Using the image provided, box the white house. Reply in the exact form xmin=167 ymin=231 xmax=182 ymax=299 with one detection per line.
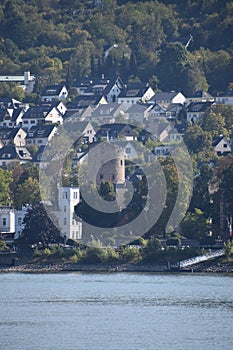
xmin=102 ymin=76 xmax=125 ymax=102
xmin=54 ymin=187 xmax=82 ymax=241
xmin=0 ymin=145 xmax=32 ymax=167
xmin=0 ymin=207 xmax=15 ymax=242
xmin=0 ymin=206 xmax=28 ymax=241
xmin=154 ymin=145 xmax=174 ymax=157
xmin=148 ymin=91 xmax=186 ymax=107
xmin=125 ymin=104 xmax=152 ymax=123
xmin=0 ymin=127 xmax=27 ymax=147
xmin=186 ymin=101 xmax=213 ymax=123
xmin=0 ymin=107 xmax=26 ymax=128
xmin=41 ymin=84 xmax=68 ymax=102
xmin=118 ymin=82 xmax=155 ymax=106
xmin=22 ymin=105 xmax=63 ymax=129
xmin=186 ymin=90 xmax=214 ymax=105
xmin=215 ymin=90 xmax=233 ymax=105
xmin=26 ymin=124 xmax=57 ymax=147
xmin=90 ymin=102 xmax=127 ymax=123
xmin=122 ymin=141 xmax=141 ymax=161
xmin=15 ymin=206 xmax=28 ymax=240
xmin=212 ymin=136 xmax=231 ymax=156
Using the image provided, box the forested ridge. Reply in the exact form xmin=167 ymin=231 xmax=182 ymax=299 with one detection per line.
xmin=0 ymin=0 xmax=233 ymax=95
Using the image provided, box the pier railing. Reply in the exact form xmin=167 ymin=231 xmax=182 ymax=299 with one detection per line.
xmin=171 ymin=249 xmax=224 ymax=269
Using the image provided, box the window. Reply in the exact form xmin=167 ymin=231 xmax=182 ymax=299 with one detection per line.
xmin=125 ymin=147 xmax=131 ymax=154
xmin=18 ymin=217 xmax=22 ymax=225
xmin=3 ymin=218 xmax=6 ymax=226
xmin=223 ymin=144 xmax=228 ymax=148
xmin=64 ymin=206 xmax=66 ymax=213
xmin=63 ymin=218 xmax=67 ymax=225
xmin=73 ymin=191 xmax=78 ymax=199
xmin=100 ymin=174 xmax=103 ymax=180
xmin=63 ymin=192 xmax=67 ymax=199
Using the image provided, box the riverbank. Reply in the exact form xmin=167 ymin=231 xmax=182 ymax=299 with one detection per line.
xmin=0 ymin=260 xmax=168 ymax=273
xmin=1 ymin=256 xmax=233 ymax=273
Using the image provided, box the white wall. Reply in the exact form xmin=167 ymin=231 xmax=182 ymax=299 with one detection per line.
xmin=57 ymin=187 xmax=82 ymax=240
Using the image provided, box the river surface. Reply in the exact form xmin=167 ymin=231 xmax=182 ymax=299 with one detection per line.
xmin=0 ymin=272 xmax=233 ymax=350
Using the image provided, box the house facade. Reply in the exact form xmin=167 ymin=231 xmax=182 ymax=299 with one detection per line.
xmin=75 ymin=75 xmax=125 ymax=103
xmin=54 ymin=187 xmax=82 ymax=241
xmin=154 ymin=145 xmax=174 ymax=157
xmin=212 ymin=136 xmax=231 ymax=156
xmin=0 ymin=145 xmax=32 ymax=167
xmin=186 ymin=90 xmax=215 ymax=104
xmin=94 ymin=123 xmax=137 ymax=142
xmin=215 ymin=90 xmax=233 ymax=105
xmin=22 ymin=105 xmax=63 ymax=129
xmin=148 ymin=91 xmax=186 ymax=107
xmin=0 ymin=108 xmax=26 ymax=128
xmin=126 ymin=104 xmax=152 ymax=123
xmin=41 ymin=84 xmax=68 ymax=102
xmin=15 ymin=206 xmax=28 ymax=240
xmin=90 ymin=102 xmax=127 ymax=123
xmin=186 ymin=101 xmax=213 ymax=123
xmin=26 ymin=125 xmax=57 ymax=147
xmin=0 ymin=207 xmax=15 ymax=242
xmin=0 ymin=127 xmax=27 ymax=147
xmin=118 ymin=83 xmax=155 ymax=106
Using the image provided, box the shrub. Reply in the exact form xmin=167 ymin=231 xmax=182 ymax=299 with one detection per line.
xmin=44 ymin=248 xmax=51 ymax=255
xmin=122 ymin=247 xmax=141 ymax=263
xmin=33 ymin=247 xmax=41 ymax=257
xmin=69 ymin=254 xmax=78 ymax=263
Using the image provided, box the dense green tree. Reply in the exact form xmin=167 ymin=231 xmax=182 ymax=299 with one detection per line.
xmin=20 ymin=203 xmax=62 ymax=247
xmin=190 ymin=165 xmax=213 ymax=213
xmin=184 ymin=124 xmax=212 ymax=154
xmin=180 ymin=208 xmax=209 ymax=241
xmin=0 ymin=0 xmax=232 ymax=93
xmin=142 ymin=237 xmax=162 ymax=262
xmin=219 ymin=160 xmax=233 ymax=213
xmin=156 ymin=42 xmax=191 ymax=92
xmin=0 ymin=82 xmax=25 ymax=100
xmin=7 ymin=161 xmax=23 ymax=204
xmin=15 ymin=177 xmax=40 ymax=209
xmin=0 ymin=167 xmax=12 ymax=205
xmin=212 ymin=104 xmax=233 ymax=131
xmin=199 ymin=111 xmax=229 ymax=137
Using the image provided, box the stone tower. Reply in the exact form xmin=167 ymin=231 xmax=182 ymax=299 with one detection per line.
xmin=88 ymin=142 xmax=125 ymax=186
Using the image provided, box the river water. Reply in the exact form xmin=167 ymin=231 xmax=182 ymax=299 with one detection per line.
xmin=0 ymin=272 xmax=233 ymax=350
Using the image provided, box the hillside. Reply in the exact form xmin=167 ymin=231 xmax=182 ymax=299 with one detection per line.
xmin=0 ymin=0 xmax=233 ymax=95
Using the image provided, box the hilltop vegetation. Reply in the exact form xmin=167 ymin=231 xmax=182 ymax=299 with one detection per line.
xmin=0 ymin=0 xmax=233 ymax=95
